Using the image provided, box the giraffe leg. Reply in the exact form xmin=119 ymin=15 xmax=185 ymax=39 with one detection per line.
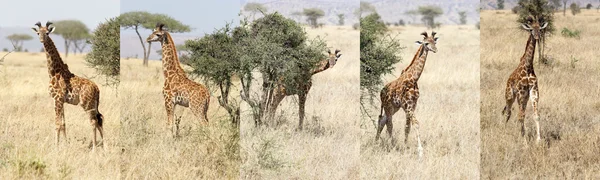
xmin=375 ymin=114 xmax=387 ymax=141
xmin=530 ymin=86 xmax=541 ymax=143
xmin=404 ymin=113 xmax=411 ymax=144
xmin=54 ymin=101 xmax=65 ymax=147
xmin=385 ymin=112 xmax=395 ymax=145
xmin=407 ymin=111 xmax=423 ymax=157
xmin=503 ymin=86 xmax=516 ymax=123
xmin=165 ymin=100 xmax=176 ymax=138
xmin=517 ymin=91 xmax=529 ymax=145
xmin=297 ymin=92 xmax=307 ymax=130
xmin=96 ymin=114 xmax=105 ymax=150
xmin=267 ymin=93 xmax=284 ymax=123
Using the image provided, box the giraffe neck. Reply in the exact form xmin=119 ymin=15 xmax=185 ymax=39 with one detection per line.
xmin=404 ymin=45 xmax=428 ymax=81
xmin=311 ymin=58 xmax=331 ymax=75
xmin=42 ymin=36 xmax=71 ymax=77
xmin=521 ymin=34 xmax=537 ymax=68
xmin=160 ymin=32 xmax=186 ymax=79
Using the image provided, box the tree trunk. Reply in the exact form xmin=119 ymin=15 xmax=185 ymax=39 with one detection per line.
xmin=64 ymin=40 xmax=70 ymax=57
xmin=134 ymin=26 xmax=148 ymax=66
xmin=79 ymin=42 xmax=87 ymax=53
xmin=146 ymin=42 xmax=152 ymax=63
xmin=564 ymin=2 xmax=567 ymax=16
xmin=73 ymin=41 xmax=78 ymax=55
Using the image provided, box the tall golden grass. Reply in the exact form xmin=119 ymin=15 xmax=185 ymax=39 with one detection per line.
xmin=360 ymin=24 xmax=481 ymax=179
xmin=481 ymin=10 xmax=600 ymax=178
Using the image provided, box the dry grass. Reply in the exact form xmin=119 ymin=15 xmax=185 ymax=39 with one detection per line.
xmin=119 ymin=57 xmax=239 ymax=178
xmin=240 ymin=26 xmax=360 ymax=179
xmin=360 ymin=24 xmax=481 ymax=179
xmin=481 ymin=10 xmax=600 ymax=179
xmin=0 ymin=53 xmax=120 ymax=179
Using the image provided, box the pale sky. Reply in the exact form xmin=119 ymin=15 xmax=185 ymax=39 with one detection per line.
xmin=0 ymin=0 xmax=119 ymax=28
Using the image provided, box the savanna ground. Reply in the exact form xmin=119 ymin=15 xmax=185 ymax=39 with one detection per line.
xmin=0 ymin=53 xmax=120 ymax=178
xmin=481 ymin=10 xmax=600 ymax=178
xmin=360 ymin=25 xmax=480 ymax=179
xmin=240 ymin=26 xmax=360 ymax=179
xmin=119 ymin=57 xmax=238 ymax=178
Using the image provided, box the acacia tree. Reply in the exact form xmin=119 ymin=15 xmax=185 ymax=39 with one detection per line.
xmin=244 ymin=2 xmax=267 ymax=20
xmin=418 ymin=6 xmax=443 ymax=29
xmin=53 ymin=20 xmax=89 ymax=57
xmin=563 ymin=0 xmax=569 ymax=15
xmin=184 ymin=13 xmax=326 ymax=126
xmin=517 ymin=0 xmax=555 ymax=65
xmin=303 ymin=8 xmax=325 ymax=28
xmin=360 ymin=13 xmax=402 ymax=127
xmin=337 ymin=14 xmax=345 ymax=25
xmin=570 ymin=3 xmax=581 ymax=15
xmin=498 ymin=0 xmax=505 ymax=9
xmin=85 ymin=17 xmax=120 ymax=87
xmin=355 ymin=1 xmax=377 ymax=18
xmin=5 ymin=34 xmax=32 ymax=52
xmin=459 ymin=11 xmax=467 ymax=24
xmin=185 ymin=24 xmax=240 ymax=125
xmin=119 ymin=11 xmax=191 ymax=66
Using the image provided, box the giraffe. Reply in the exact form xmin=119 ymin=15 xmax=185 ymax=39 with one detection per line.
xmin=264 ymin=49 xmax=342 ymax=130
xmin=376 ymin=32 xmax=438 ymax=157
xmin=147 ymin=23 xmax=210 ymax=137
xmin=502 ymin=16 xmax=547 ymax=144
xmin=31 ymin=22 xmax=104 ymax=150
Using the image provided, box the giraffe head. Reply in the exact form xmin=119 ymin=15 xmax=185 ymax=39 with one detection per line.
xmin=326 ymin=49 xmax=342 ymax=68
xmin=31 ymin=22 xmax=56 ymax=43
xmin=147 ymin=23 xmax=168 ymax=43
xmin=521 ymin=16 xmax=548 ymax=40
xmin=415 ymin=31 xmax=438 ymax=53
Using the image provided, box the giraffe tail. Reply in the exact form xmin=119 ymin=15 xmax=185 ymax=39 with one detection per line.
xmin=96 ymin=113 xmax=104 ymax=127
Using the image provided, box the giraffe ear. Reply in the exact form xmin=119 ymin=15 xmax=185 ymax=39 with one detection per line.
xmin=521 ymin=23 xmax=532 ymax=30
xmin=31 ymin=28 xmax=38 ymax=33
xmin=540 ymin=22 xmax=548 ymax=29
xmin=434 ymin=37 xmax=439 ymax=42
xmin=48 ymin=27 xmax=56 ymax=34
xmin=415 ymin=41 xmax=423 ymax=45
xmin=336 ymin=53 xmax=342 ymax=58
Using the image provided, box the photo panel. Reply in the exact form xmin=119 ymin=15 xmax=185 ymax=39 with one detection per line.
xmin=119 ymin=0 xmax=240 ymax=178
xmin=480 ymin=1 xmax=600 ymax=178
xmin=238 ymin=0 xmax=361 ymax=179
xmin=359 ymin=0 xmax=480 ymax=178
xmin=0 ymin=0 xmax=120 ymax=178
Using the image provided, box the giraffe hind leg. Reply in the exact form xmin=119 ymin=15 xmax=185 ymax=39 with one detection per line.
xmin=503 ymin=86 xmax=516 ymax=123
xmin=517 ymin=91 xmax=529 ymax=144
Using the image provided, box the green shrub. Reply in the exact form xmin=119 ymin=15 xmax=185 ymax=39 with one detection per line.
xmin=85 ymin=17 xmax=120 ymax=86
xmin=561 ymin=27 xmax=581 ymax=38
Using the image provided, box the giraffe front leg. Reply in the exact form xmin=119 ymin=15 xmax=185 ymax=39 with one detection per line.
xmin=165 ymin=100 xmax=176 ymax=138
xmin=297 ymin=92 xmax=307 ymax=130
xmin=407 ymin=111 xmax=423 ymax=157
xmin=54 ymin=101 xmax=65 ymax=147
xmin=530 ymin=87 xmax=541 ymax=144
